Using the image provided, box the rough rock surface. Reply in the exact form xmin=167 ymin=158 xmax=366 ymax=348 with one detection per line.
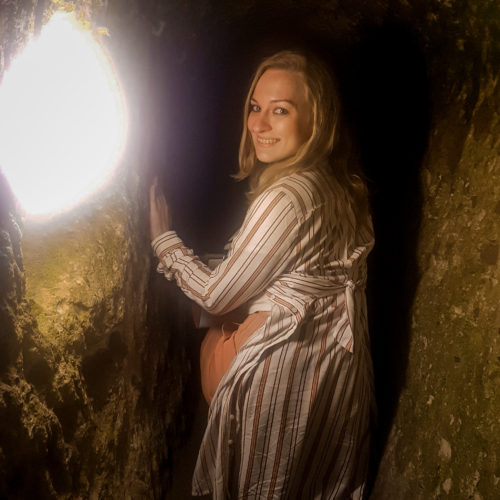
xmin=0 ymin=1 xmax=192 ymax=498
xmin=1 ymin=172 xmax=191 ymax=499
xmin=370 ymin=2 xmax=500 ymax=498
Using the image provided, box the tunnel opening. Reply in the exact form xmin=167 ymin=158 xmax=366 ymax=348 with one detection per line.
xmin=0 ymin=11 xmax=127 ymax=219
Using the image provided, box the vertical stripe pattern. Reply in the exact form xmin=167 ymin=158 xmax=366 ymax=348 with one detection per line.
xmin=152 ymin=163 xmax=375 ymax=499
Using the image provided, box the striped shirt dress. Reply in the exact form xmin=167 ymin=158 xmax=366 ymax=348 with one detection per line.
xmin=152 ymin=163 xmax=375 ymax=499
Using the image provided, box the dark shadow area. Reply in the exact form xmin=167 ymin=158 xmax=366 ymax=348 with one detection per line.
xmin=347 ymin=23 xmax=430 ymax=489
xmin=147 ymin=270 xmax=208 ymax=499
xmin=145 ymin=5 xmax=430 ymax=497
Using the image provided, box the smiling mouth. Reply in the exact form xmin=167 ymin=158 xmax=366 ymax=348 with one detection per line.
xmin=256 ymin=136 xmax=280 ymax=146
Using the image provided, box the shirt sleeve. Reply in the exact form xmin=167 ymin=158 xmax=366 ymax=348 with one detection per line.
xmin=151 ymin=188 xmax=300 ymax=315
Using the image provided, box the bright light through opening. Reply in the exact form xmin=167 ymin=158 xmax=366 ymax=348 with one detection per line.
xmin=0 ymin=12 xmax=127 ymax=217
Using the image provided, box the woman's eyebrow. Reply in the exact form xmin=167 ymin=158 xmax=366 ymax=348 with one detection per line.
xmin=271 ymin=98 xmax=297 ymax=107
xmin=250 ymin=97 xmax=297 ymax=107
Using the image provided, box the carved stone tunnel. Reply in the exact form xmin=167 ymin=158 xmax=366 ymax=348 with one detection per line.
xmin=0 ymin=1 xmax=498 ymax=499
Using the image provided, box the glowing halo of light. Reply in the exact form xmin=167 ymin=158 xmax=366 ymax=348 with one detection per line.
xmin=0 ymin=12 xmax=128 ymax=217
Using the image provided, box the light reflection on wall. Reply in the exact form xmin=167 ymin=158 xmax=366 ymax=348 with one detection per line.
xmin=0 ymin=12 xmax=127 ymax=218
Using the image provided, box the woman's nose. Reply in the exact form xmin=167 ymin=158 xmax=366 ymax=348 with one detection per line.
xmin=250 ymin=112 xmax=271 ymax=133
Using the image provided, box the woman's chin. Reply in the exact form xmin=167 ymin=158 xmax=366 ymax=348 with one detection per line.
xmin=255 ymin=152 xmax=274 ymax=164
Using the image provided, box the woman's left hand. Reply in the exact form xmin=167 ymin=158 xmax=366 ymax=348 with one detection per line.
xmin=149 ymin=178 xmax=172 ymax=240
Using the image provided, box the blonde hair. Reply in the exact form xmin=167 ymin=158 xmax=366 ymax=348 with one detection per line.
xmin=236 ymin=50 xmax=369 ymax=222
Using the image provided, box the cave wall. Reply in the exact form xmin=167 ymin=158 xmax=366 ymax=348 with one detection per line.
xmin=0 ymin=1 xmax=192 ymax=498
xmin=370 ymin=2 xmax=500 ymax=498
xmin=0 ymin=0 xmax=499 ymax=498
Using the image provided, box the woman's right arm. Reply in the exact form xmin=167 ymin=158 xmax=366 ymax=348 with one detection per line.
xmin=151 ymin=186 xmax=301 ymax=316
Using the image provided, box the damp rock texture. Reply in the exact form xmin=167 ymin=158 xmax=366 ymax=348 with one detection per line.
xmin=0 ymin=1 xmax=191 ymax=499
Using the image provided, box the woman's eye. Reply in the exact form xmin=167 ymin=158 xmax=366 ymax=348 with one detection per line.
xmin=274 ymin=107 xmax=289 ymax=115
xmin=250 ymin=104 xmax=260 ymax=112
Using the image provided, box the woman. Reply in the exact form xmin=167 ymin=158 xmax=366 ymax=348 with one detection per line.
xmin=150 ymin=51 xmax=375 ymax=499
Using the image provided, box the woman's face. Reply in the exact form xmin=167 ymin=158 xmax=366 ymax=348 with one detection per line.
xmin=247 ymin=69 xmax=312 ymax=164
